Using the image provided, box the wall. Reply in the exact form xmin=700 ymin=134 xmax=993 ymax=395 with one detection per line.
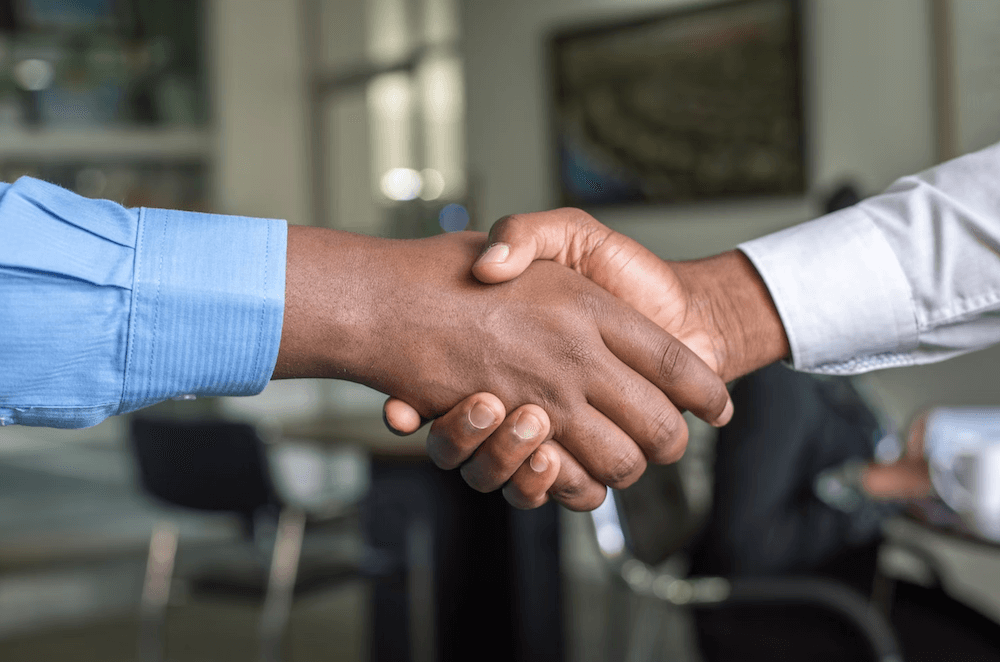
xmin=461 ymin=0 xmax=1000 ymax=426
xmin=212 ymin=0 xmax=311 ymax=225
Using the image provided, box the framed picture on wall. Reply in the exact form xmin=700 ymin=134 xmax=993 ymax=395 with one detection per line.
xmin=549 ymin=0 xmax=805 ymax=207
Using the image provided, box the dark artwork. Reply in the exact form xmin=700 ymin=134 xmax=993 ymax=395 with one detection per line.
xmin=550 ymin=0 xmax=805 ymax=207
xmin=0 ymin=1 xmax=15 ymax=31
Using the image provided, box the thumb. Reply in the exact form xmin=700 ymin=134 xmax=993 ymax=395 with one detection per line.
xmin=472 ymin=208 xmax=611 ymax=284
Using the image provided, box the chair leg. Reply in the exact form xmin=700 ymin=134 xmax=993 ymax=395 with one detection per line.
xmin=138 ymin=521 xmax=179 ymax=662
xmin=259 ymin=508 xmax=306 ymax=662
xmin=406 ymin=517 xmax=436 ymax=662
xmin=625 ymin=597 xmax=661 ymax=662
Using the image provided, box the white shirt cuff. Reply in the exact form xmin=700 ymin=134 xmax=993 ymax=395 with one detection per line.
xmin=738 ymin=206 xmax=919 ymax=374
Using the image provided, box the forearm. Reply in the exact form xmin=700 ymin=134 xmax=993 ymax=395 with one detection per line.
xmin=673 ymin=250 xmax=790 ymax=382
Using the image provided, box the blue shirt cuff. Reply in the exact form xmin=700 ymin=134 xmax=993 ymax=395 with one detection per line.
xmin=120 ymin=207 xmax=287 ymax=413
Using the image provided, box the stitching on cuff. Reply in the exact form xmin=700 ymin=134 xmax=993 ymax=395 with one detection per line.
xmin=145 ymin=210 xmax=167 ymax=403
xmin=119 ymin=207 xmax=145 ymax=414
xmin=251 ymin=220 xmax=270 ymax=385
xmin=921 ymin=289 xmax=1000 ymax=326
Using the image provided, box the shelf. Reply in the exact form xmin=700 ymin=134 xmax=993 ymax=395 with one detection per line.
xmin=0 ymin=127 xmax=214 ymax=161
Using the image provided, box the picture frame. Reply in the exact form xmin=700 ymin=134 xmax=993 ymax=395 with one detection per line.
xmin=549 ymin=0 xmax=806 ymax=207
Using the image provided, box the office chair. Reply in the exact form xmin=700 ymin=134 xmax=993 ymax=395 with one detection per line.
xmin=130 ymin=417 xmax=396 ymax=662
xmin=591 ymin=482 xmax=902 ymax=662
xmin=590 ymin=373 xmax=906 ymax=662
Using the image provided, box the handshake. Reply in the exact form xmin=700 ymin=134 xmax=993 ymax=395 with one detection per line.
xmin=275 ymin=208 xmax=791 ymax=511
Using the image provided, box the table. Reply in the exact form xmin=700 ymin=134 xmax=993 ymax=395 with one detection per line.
xmin=875 ymin=501 xmax=1000 ymax=624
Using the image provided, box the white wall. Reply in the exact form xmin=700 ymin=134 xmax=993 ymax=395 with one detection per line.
xmin=202 ymin=0 xmax=1000 ymax=424
xmin=463 ymin=0 xmax=937 ymax=248
xmin=461 ymin=0 xmax=1000 ymax=425
xmin=212 ymin=0 xmax=311 ymax=225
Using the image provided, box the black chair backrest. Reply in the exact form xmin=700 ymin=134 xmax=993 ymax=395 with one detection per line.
xmin=615 ymin=364 xmax=883 ymax=572
xmin=130 ymin=418 xmax=277 ymax=517
xmin=615 ymin=463 xmax=698 ymax=567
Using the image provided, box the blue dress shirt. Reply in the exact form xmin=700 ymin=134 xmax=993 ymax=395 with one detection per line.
xmin=0 ymin=177 xmax=286 ymax=428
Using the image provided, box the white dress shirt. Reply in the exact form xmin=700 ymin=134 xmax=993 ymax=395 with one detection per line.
xmin=739 ymin=141 xmax=1000 ymax=375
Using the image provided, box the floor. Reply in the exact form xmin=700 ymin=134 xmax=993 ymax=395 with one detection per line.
xmin=0 ymin=586 xmax=369 ymax=662
xmin=0 ymin=424 xmax=685 ymax=662
xmin=0 ymin=425 xmax=372 ymax=662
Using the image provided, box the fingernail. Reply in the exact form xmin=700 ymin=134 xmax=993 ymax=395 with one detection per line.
xmin=478 ymin=243 xmax=510 ymax=264
xmin=514 ymin=412 xmax=541 ymax=440
xmin=712 ymin=400 xmax=734 ymax=427
xmin=530 ymin=451 xmax=549 ymax=473
xmin=469 ymin=402 xmax=496 ymax=429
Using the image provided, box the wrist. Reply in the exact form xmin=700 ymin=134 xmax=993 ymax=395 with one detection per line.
xmin=673 ymin=250 xmax=789 ymax=382
xmin=274 ymin=225 xmax=384 ymax=380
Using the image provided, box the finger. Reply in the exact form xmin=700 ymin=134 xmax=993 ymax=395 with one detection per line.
xmin=383 ymin=397 xmax=427 ymax=435
xmin=502 ymin=442 xmax=561 ymax=510
xmin=424 ymin=393 xmax=506 ymax=470
xmin=460 ymin=405 xmax=551 ymax=493
xmin=862 ymin=460 xmax=932 ymax=500
xmin=586 ymin=366 xmax=691 ymax=466
xmin=545 ymin=441 xmax=608 ymax=512
xmin=555 ymin=404 xmax=648 ymax=490
xmin=473 ymin=208 xmax=613 ymax=284
xmin=597 ymin=301 xmax=733 ymax=428
xmin=907 ymin=410 xmax=931 ymax=458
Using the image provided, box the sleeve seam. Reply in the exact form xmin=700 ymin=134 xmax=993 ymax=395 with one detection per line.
xmin=920 ymin=289 xmax=1000 ymax=326
xmin=864 ymin=214 xmax=921 ymax=350
xmin=252 ymin=220 xmax=270 ymax=384
xmin=147 ymin=209 xmax=167 ymax=400
xmin=2 ymin=402 xmax=121 ymax=411
xmin=119 ymin=207 xmax=144 ymax=414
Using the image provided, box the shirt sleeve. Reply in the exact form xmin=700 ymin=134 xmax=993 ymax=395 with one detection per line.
xmin=0 ymin=177 xmax=286 ymax=428
xmin=739 ymin=141 xmax=1000 ymax=375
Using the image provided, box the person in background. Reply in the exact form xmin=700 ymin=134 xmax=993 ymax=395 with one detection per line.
xmin=822 ymin=406 xmax=1000 ymax=542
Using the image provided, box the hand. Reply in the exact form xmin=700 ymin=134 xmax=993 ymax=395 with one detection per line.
xmin=384 ymin=209 xmax=789 ymax=508
xmin=471 ymin=208 xmax=789 ymax=381
xmin=275 ymin=226 xmax=733 ymax=509
xmin=861 ymin=412 xmax=932 ymax=500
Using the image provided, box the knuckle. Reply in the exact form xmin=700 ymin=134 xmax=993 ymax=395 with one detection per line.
xmin=503 ymin=485 xmax=547 ymax=511
xmin=460 ymin=463 xmax=494 ymax=494
xmin=707 ymin=383 xmax=731 ymax=420
xmin=533 ymin=384 xmax=563 ymax=414
xmin=558 ymin=487 xmax=607 ymax=512
xmin=656 ymin=340 xmax=688 ymax=385
xmin=558 ymin=333 xmax=592 ymax=368
xmin=549 ymin=469 xmax=591 ymax=502
xmin=598 ymin=447 xmax=647 ymax=490
xmin=430 ymin=453 xmax=461 ymax=471
xmin=492 ymin=213 xmax=526 ymax=240
xmin=426 ymin=436 xmax=463 ymax=471
xmin=645 ymin=413 xmax=689 ymax=465
xmin=561 ymin=207 xmax=599 ymax=233
xmin=653 ymin=431 xmax=689 ymax=465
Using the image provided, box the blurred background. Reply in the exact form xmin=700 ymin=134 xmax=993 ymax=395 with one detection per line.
xmin=2 ymin=0 xmax=1000 ymax=661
